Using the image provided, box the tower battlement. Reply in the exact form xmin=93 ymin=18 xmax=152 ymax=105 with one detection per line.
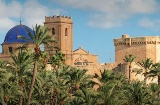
xmin=45 ymin=15 xmax=72 ymax=23
xmin=114 ymin=34 xmax=160 ymax=63
xmin=114 ymin=34 xmax=160 ymax=46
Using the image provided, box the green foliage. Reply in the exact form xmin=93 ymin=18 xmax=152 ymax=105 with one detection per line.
xmin=70 ymin=88 xmax=99 ymax=105
xmin=50 ymin=52 xmax=65 ymax=70
xmin=132 ymin=58 xmax=154 ymax=83
xmin=0 ymin=60 xmax=8 ymax=69
xmin=0 ymin=68 xmax=20 ymax=105
xmin=138 ymin=58 xmax=153 ymax=73
xmin=124 ymin=81 xmax=154 ymax=105
xmin=0 ymin=49 xmax=160 ymax=105
xmin=123 ymin=54 xmax=136 ymax=64
xmin=26 ymin=24 xmax=57 ymax=105
xmin=95 ymin=70 xmax=127 ymax=105
xmin=148 ymin=63 xmax=160 ymax=78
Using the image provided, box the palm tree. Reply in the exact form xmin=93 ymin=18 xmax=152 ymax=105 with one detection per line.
xmin=95 ymin=70 xmax=115 ymax=84
xmin=137 ymin=58 xmax=153 ymax=82
xmin=0 ymin=60 xmax=8 ymax=70
xmin=30 ymin=70 xmax=51 ymax=105
xmin=98 ymin=82 xmax=118 ymax=105
xmin=50 ymin=52 xmax=65 ymax=70
xmin=0 ymin=68 xmax=19 ymax=105
xmin=42 ymin=67 xmax=69 ymax=105
xmin=148 ymin=63 xmax=160 ymax=84
xmin=8 ymin=48 xmax=33 ymax=105
xmin=65 ymin=68 xmax=92 ymax=94
xmin=69 ymin=97 xmax=83 ymax=105
xmin=124 ymin=81 xmax=151 ymax=105
xmin=38 ymin=51 xmax=50 ymax=70
xmin=98 ymin=79 xmax=126 ymax=105
xmin=71 ymin=88 xmax=99 ymax=105
xmin=148 ymin=83 xmax=160 ymax=104
xmin=94 ymin=70 xmax=127 ymax=105
xmin=123 ymin=54 xmax=136 ymax=82
xmin=25 ymin=24 xmax=56 ymax=105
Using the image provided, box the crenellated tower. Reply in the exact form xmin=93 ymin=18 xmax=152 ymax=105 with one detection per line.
xmin=114 ymin=34 xmax=160 ymax=63
xmin=44 ymin=15 xmax=73 ymax=65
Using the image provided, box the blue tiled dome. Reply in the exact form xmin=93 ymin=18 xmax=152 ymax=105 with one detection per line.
xmin=3 ymin=24 xmax=34 ymax=44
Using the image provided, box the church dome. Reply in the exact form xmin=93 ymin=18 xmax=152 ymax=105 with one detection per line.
xmin=3 ymin=24 xmax=34 ymax=44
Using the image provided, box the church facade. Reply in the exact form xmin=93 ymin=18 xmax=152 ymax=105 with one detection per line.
xmin=44 ymin=15 xmax=98 ymax=66
xmin=0 ymin=15 xmax=159 ymax=83
xmin=0 ymin=15 xmax=98 ymax=66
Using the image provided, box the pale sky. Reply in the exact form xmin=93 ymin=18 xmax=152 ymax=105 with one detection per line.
xmin=0 ymin=0 xmax=160 ymax=63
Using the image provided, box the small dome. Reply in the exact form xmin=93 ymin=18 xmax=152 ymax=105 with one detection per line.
xmin=3 ymin=25 xmax=34 ymax=44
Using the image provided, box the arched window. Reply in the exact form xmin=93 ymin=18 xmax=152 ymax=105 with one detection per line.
xmin=65 ymin=28 xmax=68 ymax=36
xmin=52 ymin=28 xmax=55 ymax=35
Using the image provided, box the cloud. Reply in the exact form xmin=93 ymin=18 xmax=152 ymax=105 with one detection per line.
xmin=0 ymin=18 xmax=15 ymax=29
xmin=0 ymin=0 xmax=159 ymax=31
xmin=0 ymin=0 xmax=21 ymax=30
xmin=87 ymin=14 xmax=123 ymax=29
xmin=53 ymin=0 xmax=158 ymax=13
xmin=23 ymin=1 xmax=61 ymax=27
xmin=127 ymin=0 xmax=158 ymax=14
xmin=138 ymin=18 xmax=160 ymax=31
xmin=0 ymin=0 xmax=21 ymax=18
xmin=52 ymin=0 xmax=159 ymax=28
xmin=0 ymin=0 xmax=61 ymax=31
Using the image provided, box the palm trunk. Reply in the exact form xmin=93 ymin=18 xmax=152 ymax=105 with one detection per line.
xmin=143 ymin=72 xmax=147 ymax=83
xmin=51 ymin=88 xmax=54 ymax=105
xmin=55 ymin=90 xmax=58 ymax=105
xmin=128 ymin=64 xmax=131 ymax=82
xmin=60 ymin=100 xmax=64 ymax=105
xmin=4 ymin=96 xmax=8 ymax=105
xmin=19 ymin=81 xmax=24 ymax=105
xmin=19 ymin=95 xmax=23 ymax=105
xmin=158 ymin=75 xmax=160 ymax=84
xmin=27 ymin=58 xmax=38 ymax=105
xmin=129 ymin=65 xmax=131 ymax=82
xmin=75 ymin=84 xmax=80 ymax=90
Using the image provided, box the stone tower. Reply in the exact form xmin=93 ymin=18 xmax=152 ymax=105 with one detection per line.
xmin=114 ymin=34 xmax=160 ymax=63
xmin=44 ymin=15 xmax=73 ymax=65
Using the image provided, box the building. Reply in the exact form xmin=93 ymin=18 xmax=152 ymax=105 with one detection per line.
xmin=113 ymin=34 xmax=159 ymax=83
xmin=0 ymin=15 xmax=158 ymax=83
xmin=0 ymin=22 xmax=34 ymax=61
xmin=72 ymin=46 xmax=98 ymax=66
xmin=114 ymin=34 xmax=160 ymax=63
xmin=44 ymin=15 xmax=98 ymax=66
xmin=0 ymin=15 xmax=98 ymax=66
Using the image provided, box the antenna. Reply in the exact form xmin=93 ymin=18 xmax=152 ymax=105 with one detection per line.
xmin=20 ymin=12 xmax=22 ymax=25
xmin=110 ymin=52 xmax=111 ymax=63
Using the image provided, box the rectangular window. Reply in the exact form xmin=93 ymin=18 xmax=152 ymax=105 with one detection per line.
xmin=8 ymin=47 xmax=12 ymax=53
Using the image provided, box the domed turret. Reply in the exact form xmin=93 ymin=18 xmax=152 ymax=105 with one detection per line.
xmin=1 ymin=24 xmax=34 ymax=56
xmin=3 ymin=24 xmax=33 ymax=44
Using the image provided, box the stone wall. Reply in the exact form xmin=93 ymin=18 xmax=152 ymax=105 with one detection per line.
xmin=74 ymin=64 xmax=105 ymax=76
xmin=114 ymin=35 xmax=160 ymax=63
xmin=115 ymin=43 xmax=147 ymax=63
xmin=75 ymin=62 xmax=158 ymax=84
xmin=118 ymin=62 xmax=158 ymax=84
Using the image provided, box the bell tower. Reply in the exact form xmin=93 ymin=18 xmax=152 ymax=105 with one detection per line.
xmin=44 ymin=15 xmax=73 ymax=65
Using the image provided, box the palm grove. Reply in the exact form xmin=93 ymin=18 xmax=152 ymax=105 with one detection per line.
xmin=0 ymin=25 xmax=160 ymax=105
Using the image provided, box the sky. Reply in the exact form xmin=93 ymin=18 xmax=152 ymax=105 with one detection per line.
xmin=0 ymin=0 xmax=160 ymax=63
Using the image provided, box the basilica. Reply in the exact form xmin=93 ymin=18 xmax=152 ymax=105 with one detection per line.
xmin=0 ymin=15 xmax=98 ymax=66
xmin=0 ymin=15 xmax=159 ymax=83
